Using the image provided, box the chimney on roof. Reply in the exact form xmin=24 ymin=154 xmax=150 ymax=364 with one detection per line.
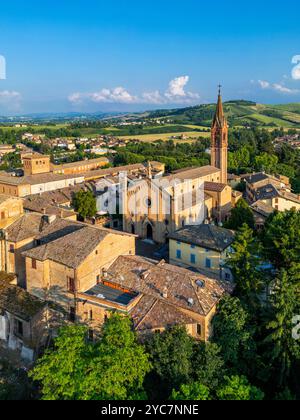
xmin=42 ymin=214 xmax=56 ymax=224
xmin=157 ymin=259 xmax=166 ymax=267
xmin=140 ymin=270 xmax=150 ymax=281
xmin=188 ymin=298 xmax=194 ymax=307
xmin=162 ymin=287 xmax=168 ymax=299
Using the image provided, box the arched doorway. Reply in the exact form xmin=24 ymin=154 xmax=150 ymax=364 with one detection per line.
xmin=146 ymin=224 xmax=153 ymax=240
xmin=131 ymin=224 xmax=135 ymax=235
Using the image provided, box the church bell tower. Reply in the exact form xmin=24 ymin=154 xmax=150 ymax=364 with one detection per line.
xmin=211 ymin=86 xmax=228 ymax=184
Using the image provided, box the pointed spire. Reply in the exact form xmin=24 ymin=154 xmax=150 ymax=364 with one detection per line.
xmin=213 ymin=85 xmax=225 ymax=128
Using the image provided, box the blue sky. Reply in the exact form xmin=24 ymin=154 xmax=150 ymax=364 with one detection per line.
xmin=0 ymin=0 xmax=300 ymax=114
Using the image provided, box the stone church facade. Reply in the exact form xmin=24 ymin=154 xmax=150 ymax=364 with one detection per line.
xmin=123 ymin=91 xmax=232 ymax=244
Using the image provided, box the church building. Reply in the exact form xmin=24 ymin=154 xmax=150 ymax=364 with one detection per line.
xmin=123 ymin=90 xmax=233 ymax=244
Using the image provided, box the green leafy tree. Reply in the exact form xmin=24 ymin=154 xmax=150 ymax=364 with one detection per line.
xmin=171 ymin=382 xmax=210 ymax=401
xmin=146 ymin=326 xmax=194 ymax=397
xmin=30 ymin=325 xmax=91 ymax=400
xmin=227 ymin=224 xmax=263 ymax=305
xmin=217 ymin=376 xmax=264 ymax=401
xmin=30 ymin=315 xmax=151 ymax=400
xmin=212 ymin=296 xmax=256 ymax=375
xmin=264 ymin=269 xmax=300 ymax=388
xmin=255 ymin=152 xmax=278 ymax=173
xmin=194 ymin=342 xmax=225 ymax=391
xmin=263 ymin=209 xmax=300 ymax=271
xmin=82 ymin=315 xmax=151 ymax=400
xmin=224 ymin=199 xmax=255 ymax=230
xmin=72 ymin=190 xmax=97 ymax=219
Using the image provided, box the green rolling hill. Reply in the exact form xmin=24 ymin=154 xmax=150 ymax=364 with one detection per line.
xmin=140 ymin=101 xmax=300 ymax=128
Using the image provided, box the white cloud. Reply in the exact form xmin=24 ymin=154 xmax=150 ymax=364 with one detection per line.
xmin=0 ymin=90 xmax=21 ymax=101
xmin=0 ymin=90 xmax=22 ymax=112
xmin=89 ymin=87 xmax=138 ymax=104
xmin=166 ymin=76 xmax=189 ymax=97
xmin=291 ymin=55 xmax=300 ymax=80
xmin=68 ymin=76 xmax=200 ymax=106
xmin=141 ymin=90 xmax=165 ymax=104
xmin=258 ymin=80 xmax=271 ymax=89
xmin=273 ymin=83 xmax=298 ymax=94
xmin=256 ymin=80 xmax=299 ymax=95
xmin=165 ymin=76 xmax=200 ymax=101
xmin=69 ymin=87 xmax=137 ymax=105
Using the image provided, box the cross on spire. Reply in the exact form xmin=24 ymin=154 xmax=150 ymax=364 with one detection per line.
xmin=218 ymin=84 xmax=222 ymax=96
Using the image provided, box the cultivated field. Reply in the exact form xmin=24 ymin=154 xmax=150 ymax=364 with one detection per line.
xmin=118 ymin=131 xmax=210 ymax=143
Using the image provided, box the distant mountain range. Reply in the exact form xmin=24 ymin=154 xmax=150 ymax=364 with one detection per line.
xmin=1 ymin=101 xmax=300 ymax=128
xmin=0 ymin=111 xmax=123 ymax=124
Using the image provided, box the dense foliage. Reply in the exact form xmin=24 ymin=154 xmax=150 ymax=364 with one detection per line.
xmin=30 ymin=315 xmax=151 ymax=400
xmin=72 ymin=190 xmax=97 ymax=219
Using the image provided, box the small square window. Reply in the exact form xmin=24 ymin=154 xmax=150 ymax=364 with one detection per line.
xmin=31 ymin=259 xmax=37 ymax=270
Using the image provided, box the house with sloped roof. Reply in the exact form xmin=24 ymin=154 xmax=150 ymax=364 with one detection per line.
xmin=22 ymin=224 xmax=136 ymax=318
xmin=168 ymin=224 xmax=235 ymax=281
xmin=75 ymin=255 xmax=234 ymax=342
xmin=0 ymin=272 xmax=49 ymax=361
xmin=251 ymin=200 xmax=275 ymax=230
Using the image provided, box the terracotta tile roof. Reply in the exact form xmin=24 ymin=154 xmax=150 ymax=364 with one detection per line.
xmin=6 ymin=214 xmax=84 ymax=244
xmin=168 ymin=224 xmax=235 ymax=252
xmin=0 ymin=172 xmax=83 ymax=187
xmin=35 ymin=218 xmax=84 ymax=244
xmin=251 ymin=200 xmax=275 ymax=218
xmin=52 ymin=157 xmax=109 ymax=170
xmin=165 ymin=166 xmax=220 ymax=182
xmin=0 ymin=272 xmax=46 ymax=321
xmin=23 ymin=188 xmax=83 ymax=218
xmin=0 ymin=194 xmax=21 ymax=205
xmin=22 ymin=226 xmax=110 ymax=268
xmin=83 ymin=163 xmax=146 ymax=180
xmin=278 ymin=190 xmax=300 ymax=205
xmin=5 ymin=213 xmax=46 ymax=242
xmin=243 ymin=172 xmax=270 ymax=185
xmin=23 ymin=224 xmax=133 ymax=269
xmin=131 ymin=297 xmax=197 ymax=331
xmin=204 ymin=181 xmax=227 ymax=192
xmin=106 ymin=255 xmax=233 ymax=317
